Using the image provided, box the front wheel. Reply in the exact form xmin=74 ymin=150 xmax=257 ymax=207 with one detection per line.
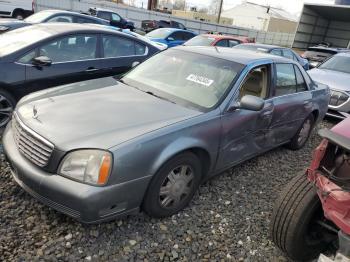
xmin=270 ymin=173 xmax=336 ymax=261
xmin=142 ymin=152 xmax=202 ymax=218
xmin=0 ymin=90 xmax=16 ymax=128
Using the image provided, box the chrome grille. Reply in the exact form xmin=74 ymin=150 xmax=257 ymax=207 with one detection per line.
xmin=12 ymin=114 xmax=54 ymax=167
xmin=329 ymin=90 xmax=349 ymax=107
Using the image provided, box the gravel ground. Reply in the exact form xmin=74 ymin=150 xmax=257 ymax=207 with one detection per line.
xmin=0 ymin=120 xmax=335 ymax=262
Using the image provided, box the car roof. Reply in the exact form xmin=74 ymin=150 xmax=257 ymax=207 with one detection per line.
xmin=159 ymin=28 xmax=194 ymax=33
xmin=201 ymin=34 xmax=250 ymax=41
xmin=308 ymin=46 xmax=350 ymax=52
xmin=238 ymin=43 xmax=281 ymax=50
xmin=174 ymin=46 xmax=293 ymax=65
xmin=37 ymin=9 xmax=106 ymax=21
xmin=19 ymin=23 xmax=128 ymax=37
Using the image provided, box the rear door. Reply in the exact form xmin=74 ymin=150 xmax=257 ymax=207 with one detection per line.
xmin=24 ymin=33 xmax=101 ymax=93
xmin=99 ymin=34 xmax=149 ymax=78
xmin=267 ymin=63 xmax=312 ymax=145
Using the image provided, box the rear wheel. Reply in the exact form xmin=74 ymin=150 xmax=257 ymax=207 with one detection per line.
xmin=142 ymin=152 xmax=201 ymax=218
xmin=270 ymin=173 xmax=337 ymax=261
xmin=0 ymin=90 xmax=16 ymax=128
xmin=13 ymin=9 xmax=24 ymax=20
xmin=287 ymin=114 xmax=314 ymax=150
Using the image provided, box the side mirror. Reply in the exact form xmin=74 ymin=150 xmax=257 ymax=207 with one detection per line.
xmin=167 ymin=37 xmax=175 ymax=41
xmin=233 ymin=95 xmax=265 ymax=111
xmin=32 ymin=56 xmax=52 ymax=67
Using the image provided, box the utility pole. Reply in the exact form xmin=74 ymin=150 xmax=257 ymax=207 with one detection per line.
xmin=217 ymin=0 xmax=224 ymax=24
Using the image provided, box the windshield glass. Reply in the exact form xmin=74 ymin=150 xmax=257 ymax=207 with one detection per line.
xmin=122 ymin=49 xmax=243 ymax=110
xmin=184 ymin=35 xmax=216 ymax=46
xmin=146 ymin=28 xmax=172 ymax=39
xmin=0 ymin=27 xmax=52 ymax=56
xmin=25 ymin=11 xmax=54 ymax=23
xmin=319 ymin=55 xmax=350 ymax=74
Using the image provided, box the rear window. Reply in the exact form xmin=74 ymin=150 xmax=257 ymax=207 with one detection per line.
xmin=303 ymin=48 xmax=337 ymax=59
xmin=184 ymin=35 xmax=215 ymax=46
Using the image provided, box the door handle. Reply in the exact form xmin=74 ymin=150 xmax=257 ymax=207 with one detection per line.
xmin=85 ymin=67 xmax=99 ymax=73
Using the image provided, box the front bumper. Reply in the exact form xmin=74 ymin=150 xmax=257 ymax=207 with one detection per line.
xmin=327 ymin=89 xmax=350 ymax=119
xmin=3 ymin=125 xmax=152 ymax=223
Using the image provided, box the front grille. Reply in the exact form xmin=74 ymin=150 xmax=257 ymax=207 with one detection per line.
xmin=329 ymin=90 xmax=349 ymax=107
xmin=12 ymin=114 xmax=54 ymax=167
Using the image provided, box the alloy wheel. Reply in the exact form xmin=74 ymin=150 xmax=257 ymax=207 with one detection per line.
xmin=159 ymin=165 xmax=194 ymax=208
xmin=298 ymin=119 xmax=311 ymax=145
xmin=0 ymin=95 xmax=14 ymax=127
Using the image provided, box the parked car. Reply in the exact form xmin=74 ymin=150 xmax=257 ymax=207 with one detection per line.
xmin=3 ymin=47 xmax=330 ymax=223
xmin=87 ymin=7 xmax=135 ymax=31
xmin=302 ymin=45 xmax=350 ymax=68
xmin=146 ymin=28 xmax=197 ymax=48
xmin=184 ymin=34 xmax=255 ymax=47
xmin=141 ymin=20 xmax=186 ymax=33
xmin=270 ymin=117 xmax=350 ymax=261
xmin=234 ymin=43 xmax=310 ymax=70
xmin=308 ymin=53 xmax=350 ymax=119
xmin=0 ymin=23 xmax=161 ymax=127
xmin=0 ymin=0 xmax=33 ymax=19
xmin=0 ymin=9 xmax=111 ymax=34
xmin=122 ymin=29 xmax=168 ymax=50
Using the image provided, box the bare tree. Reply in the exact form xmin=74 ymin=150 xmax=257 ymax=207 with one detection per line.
xmin=173 ymin=0 xmax=185 ymax=10
xmin=208 ymin=0 xmax=220 ymax=15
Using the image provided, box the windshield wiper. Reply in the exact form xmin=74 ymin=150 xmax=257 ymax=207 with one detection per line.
xmin=145 ymin=91 xmax=176 ymax=104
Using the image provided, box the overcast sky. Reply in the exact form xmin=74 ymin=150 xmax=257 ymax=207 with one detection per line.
xmin=132 ymin=0 xmax=335 ymax=15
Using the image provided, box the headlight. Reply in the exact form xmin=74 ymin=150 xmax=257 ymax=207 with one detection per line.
xmin=0 ymin=26 xmax=9 ymax=31
xmin=59 ymin=150 xmax=112 ymax=186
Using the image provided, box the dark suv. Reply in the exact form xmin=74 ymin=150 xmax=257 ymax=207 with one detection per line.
xmin=88 ymin=7 xmax=135 ymax=30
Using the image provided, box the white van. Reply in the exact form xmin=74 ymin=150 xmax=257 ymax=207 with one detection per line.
xmin=0 ymin=0 xmax=34 ymax=19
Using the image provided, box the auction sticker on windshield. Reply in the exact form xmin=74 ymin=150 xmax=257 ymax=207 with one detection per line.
xmin=186 ymin=74 xmax=214 ymax=87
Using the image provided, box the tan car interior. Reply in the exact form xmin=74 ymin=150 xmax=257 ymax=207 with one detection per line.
xmin=239 ymin=66 xmax=268 ymax=99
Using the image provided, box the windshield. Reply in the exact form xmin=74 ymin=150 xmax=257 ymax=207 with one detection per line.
xmin=0 ymin=27 xmax=52 ymax=56
xmin=234 ymin=44 xmax=268 ymax=53
xmin=25 ymin=11 xmax=54 ymax=23
xmin=319 ymin=55 xmax=350 ymax=74
xmin=184 ymin=35 xmax=216 ymax=46
xmin=146 ymin=28 xmax=172 ymax=39
xmin=122 ymin=49 xmax=243 ymax=110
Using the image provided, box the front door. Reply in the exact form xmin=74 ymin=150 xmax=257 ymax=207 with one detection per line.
xmin=24 ymin=34 xmax=101 ymax=93
xmin=217 ymin=64 xmax=274 ymax=170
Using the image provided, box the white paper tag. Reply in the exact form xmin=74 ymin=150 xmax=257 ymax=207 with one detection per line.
xmin=186 ymin=74 xmax=214 ymax=87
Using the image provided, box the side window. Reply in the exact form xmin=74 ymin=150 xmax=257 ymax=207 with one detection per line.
xmin=97 ymin=11 xmax=111 ymax=21
xmin=215 ymin=40 xmax=229 ymax=47
xmin=74 ymin=16 xmax=98 ymax=24
xmin=182 ymin=32 xmax=194 ymax=41
xmin=275 ymin=64 xmax=297 ymax=96
xmin=46 ymin=15 xmax=73 ymax=23
xmin=294 ymin=65 xmax=308 ymax=92
xmin=18 ymin=50 xmax=36 ymax=64
xmin=111 ymin=13 xmax=121 ymax=22
xmin=228 ymin=40 xmax=240 ymax=47
xmin=270 ymin=49 xmax=282 ymax=56
xmin=39 ymin=35 xmax=97 ymax=63
xmin=240 ymin=65 xmax=269 ymax=99
xmin=282 ymin=49 xmax=296 ymax=61
xmin=135 ymin=42 xmax=146 ymax=56
xmin=178 ymin=23 xmax=186 ymax=29
xmin=102 ymin=35 xmax=138 ymax=57
xmin=170 ymin=32 xmax=183 ymax=41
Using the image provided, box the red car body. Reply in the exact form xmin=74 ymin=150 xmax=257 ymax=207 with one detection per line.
xmin=184 ymin=34 xmax=255 ymax=48
xmin=307 ymin=117 xmax=350 ymax=235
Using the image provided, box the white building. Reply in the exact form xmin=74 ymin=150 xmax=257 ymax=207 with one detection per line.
xmin=222 ymin=1 xmax=298 ymax=33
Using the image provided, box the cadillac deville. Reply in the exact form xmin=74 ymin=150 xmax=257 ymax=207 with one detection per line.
xmin=3 ymin=47 xmax=330 ymax=223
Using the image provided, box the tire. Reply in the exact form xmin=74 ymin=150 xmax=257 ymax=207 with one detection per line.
xmin=270 ymin=173 xmax=331 ymax=261
xmin=142 ymin=152 xmax=202 ymax=218
xmin=287 ymin=114 xmax=315 ymax=150
xmin=0 ymin=89 xmax=16 ymax=128
xmin=12 ymin=9 xmax=24 ymax=20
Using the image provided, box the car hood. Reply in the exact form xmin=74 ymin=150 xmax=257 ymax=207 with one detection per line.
xmin=308 ymin=68 xmax=350 ymax=92
xmin=16 ymin=77 xmax=201 ymax=151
